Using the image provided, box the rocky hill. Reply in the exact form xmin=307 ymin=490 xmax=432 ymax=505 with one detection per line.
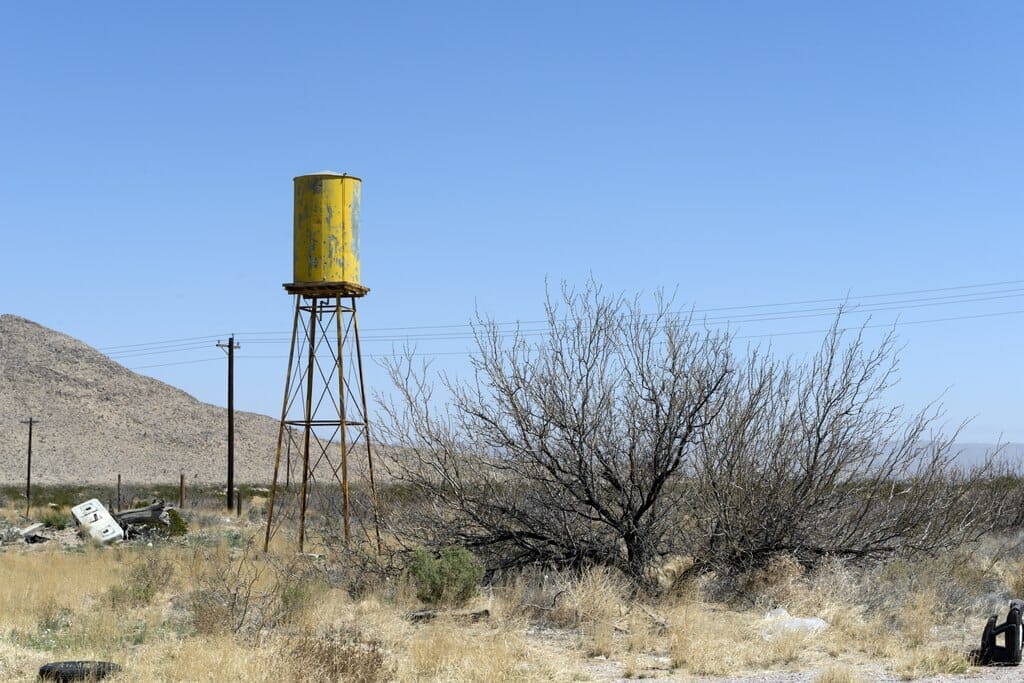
xmin=0 ymin=314 xmax=281 ymax=485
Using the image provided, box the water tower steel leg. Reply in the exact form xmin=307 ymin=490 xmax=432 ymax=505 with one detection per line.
xmin=266 ymin=286 xmax=379 ymax=553
xmin=351 ymin=297 xmax=383 ymax=551
xmin=263 ymin=296 xmax=300 ymax=552
xmin=336 ymin=297 xmax=351 ymax=543
xmin=298 ymin=298 xmax=318 ymax=552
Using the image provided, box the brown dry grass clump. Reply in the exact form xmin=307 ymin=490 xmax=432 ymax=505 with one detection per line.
xmin=814 ymin=664 xmax=863 ymax=683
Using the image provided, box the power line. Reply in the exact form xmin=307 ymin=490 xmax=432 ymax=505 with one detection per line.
xmin=98 ymin=333 xmax=225 ymax=352
xmin=155 ymin=288 xmax=1023 ymax=348
xmin=360 ymin=307 xmax=1024 ymax=356
xmin=128 ymin=306 xmax=1024 ymax=367
xmin=247 ymin=277 xmax=1024 ymax=333
xmin=129 ymin=357 xmax=224 ymax=370
xmin=106 ymin=341 xmax=221 ymax=359
xmin=110 ymin=278 xmax=1024 ymax=353
xmin=252 ymin=283 xmax=1024 ymax=336
xmin=734 ymin=308 xmax=1024 ymax=340
xmin=115 ymin=278 xmax=1024 ymax=367
xmin=199 ymin=289 xmax=1024 ymax=347
xmin=670 ymin=278 xmax=1024 ymax=315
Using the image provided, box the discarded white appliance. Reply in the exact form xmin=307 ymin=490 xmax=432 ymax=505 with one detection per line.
xmin=71 ymin=499 xmax=124 ymax=544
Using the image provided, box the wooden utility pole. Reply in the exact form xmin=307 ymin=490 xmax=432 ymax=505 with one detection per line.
xmin=20 ymin=417 xmax=37 ymax=518
xmin=217 ymin=335 xmax=240 ymax=510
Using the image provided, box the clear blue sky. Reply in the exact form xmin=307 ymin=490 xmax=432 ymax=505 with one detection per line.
xmin=1 ymin=2 xmax=1021 ymax=442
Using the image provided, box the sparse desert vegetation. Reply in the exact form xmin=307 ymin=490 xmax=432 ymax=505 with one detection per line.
xmin=3 ymin=495 xmax=1024 ymax=681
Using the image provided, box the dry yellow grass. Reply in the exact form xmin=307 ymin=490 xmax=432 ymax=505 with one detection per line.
xmin=0 ymin=550 xmax=122 ymax=632
xmin=0 ymin=501 xmax=1017 ymax=682
xmin=550 ymin=566 xmax=628 ymax=656
xmin=118 ymin=637 xmax=280 ymax=682
xmin=814 ymin=663 xmax=863 ymax=683
xmin=892 ymin=646 xmax=971 ymax=679
xmin=668 ymin=601 xmax=746 ymax=675
xmin=401 ymin=620 xmax=528 ymax=681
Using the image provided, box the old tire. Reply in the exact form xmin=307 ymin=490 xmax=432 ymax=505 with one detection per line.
xmin=38 ymin=660 xmax=121 ymax=681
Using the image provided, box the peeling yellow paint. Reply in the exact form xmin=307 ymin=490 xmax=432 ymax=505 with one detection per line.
xmin=293 ymin=173 xmax=361 ymax=285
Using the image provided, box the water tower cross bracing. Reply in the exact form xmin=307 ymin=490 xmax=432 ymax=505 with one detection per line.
xmin=263 ymin=171 xmax=381 ymax=552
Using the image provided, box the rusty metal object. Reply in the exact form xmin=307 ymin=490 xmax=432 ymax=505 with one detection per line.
xmin=113 ymin=500 xmax=171 ymax=528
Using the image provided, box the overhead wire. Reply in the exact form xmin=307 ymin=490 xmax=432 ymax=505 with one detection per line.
xmin=113 ymin=278 xmax=1024 ymax=368
xmin=734 ymin=307 xmax=1024 ymax=341
xmin=128 ymin=357 xmax=225 ymax=370
xmin=191 ymin=287 xmax=1024 ymax=348
xmin=227 ymin=307 xmax=1024 ymax=360
xmin=107 ymin=341 xmax=224 ymax=359
xmin=125 ymin=307 xmax=1024 ymax=367
xmin=99 ymin=333 xmax=225 ymax=352
xmin=231 ymin=277 xmax=1024 ymax=334
xmin=105 ymin=278 xmax=1024 ymax=354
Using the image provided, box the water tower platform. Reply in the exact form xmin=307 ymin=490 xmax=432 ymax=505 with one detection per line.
xmin=283 ymin=282 xmax=370 ymax=298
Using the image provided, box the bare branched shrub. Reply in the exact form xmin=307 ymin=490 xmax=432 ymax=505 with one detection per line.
xmin=863 ymin=552 xmax=1003 ymax=618
xmin=379 ymin=280 xmax=1000 ymax=592
xmin=378 ymin=280 xmax=732 ymax=587
xmin=680 ymin=315 xmax=1003 ymax=578
xmin=316 ymin=539 xmax=404 ymax=599
xmin=188 ymin=539 xmax=319 ymax=637
xmin=974 ymin=463 xmax=1024 ymax=531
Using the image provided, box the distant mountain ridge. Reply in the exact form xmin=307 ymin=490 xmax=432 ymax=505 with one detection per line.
xmin=0 ymin=314 xmax=280 ymax=485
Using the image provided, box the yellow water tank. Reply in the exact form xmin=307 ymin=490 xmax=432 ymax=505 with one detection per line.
xmin=293 ymin=172 xmax=361 ymax=285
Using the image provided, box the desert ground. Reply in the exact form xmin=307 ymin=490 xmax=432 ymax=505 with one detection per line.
xmin=3 ymin=485 xmax=1024 ymax=683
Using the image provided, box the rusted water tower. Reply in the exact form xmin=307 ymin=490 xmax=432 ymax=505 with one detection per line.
xmin=263 ymin=172 xmax=381 ymax=552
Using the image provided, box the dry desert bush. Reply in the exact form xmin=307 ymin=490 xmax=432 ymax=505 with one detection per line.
xmin=377 ymin=282 xmax=1006 ymax=599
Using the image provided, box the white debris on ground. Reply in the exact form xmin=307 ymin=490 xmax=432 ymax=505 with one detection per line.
xmin=70 ymin=499 xmax=124 ymax=543
xmin=761 ymin=607 xmax=829 ymax=640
